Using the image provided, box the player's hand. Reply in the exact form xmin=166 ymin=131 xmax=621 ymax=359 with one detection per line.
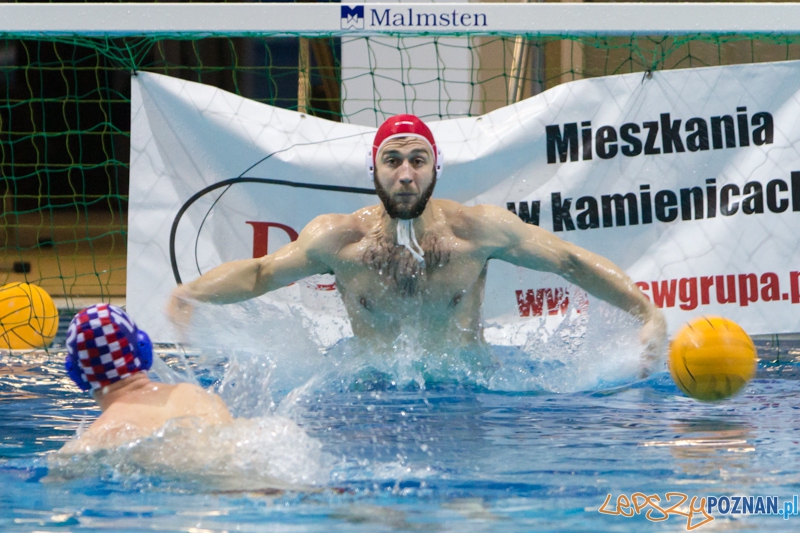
xmin=166 ymin=287 xmax=196 ymax=339
xmin=638 ymin=309 xmax=668 ymax=378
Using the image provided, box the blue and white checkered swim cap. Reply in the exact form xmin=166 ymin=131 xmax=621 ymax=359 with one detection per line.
xmin=65 ymin=304 xmax=152 ymax=391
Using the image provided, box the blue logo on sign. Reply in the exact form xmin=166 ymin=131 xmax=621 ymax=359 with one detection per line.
xmin=341 ymin=5 xmax=365 ymax=30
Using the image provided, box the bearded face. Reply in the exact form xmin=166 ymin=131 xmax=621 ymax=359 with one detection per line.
xmin=374 ymin=170 xmax=437 ymax=220
xmin=373 ymin=137 xmax=437 ymax=220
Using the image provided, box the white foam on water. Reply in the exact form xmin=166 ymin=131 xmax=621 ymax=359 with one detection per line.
xmin=332 ymin=458 xmax=440 ymax=483
xmin=49 ymin=414 xmax=330 ymax=491
xmin=486 ymin=299 xmax=650 ymax=393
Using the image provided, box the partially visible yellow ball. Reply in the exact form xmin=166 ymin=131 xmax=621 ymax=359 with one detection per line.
xmin=0 ymin=282 xmax=59 ymax=349
xmin=669 ymin=316 xmax=757 ymax=402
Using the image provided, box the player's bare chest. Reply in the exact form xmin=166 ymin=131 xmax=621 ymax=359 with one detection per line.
xmin=336 ymin=231 xmax=481 ymax=298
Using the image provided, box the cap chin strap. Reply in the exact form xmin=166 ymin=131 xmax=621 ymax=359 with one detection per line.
xmin=396 ymin=219 xmax=425 ymax=265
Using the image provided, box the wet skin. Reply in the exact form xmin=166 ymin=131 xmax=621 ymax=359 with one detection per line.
xmin=56 ymin=373 xmax=233 ymax=453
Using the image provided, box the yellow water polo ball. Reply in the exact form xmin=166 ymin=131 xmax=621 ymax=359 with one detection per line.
xmin=668 ymin=316 xmax=757 ymax=402
xmin=0 ymin=282 xmax=59 ymax=350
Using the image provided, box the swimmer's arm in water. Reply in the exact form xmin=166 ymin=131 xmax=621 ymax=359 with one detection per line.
xmin=477 ymin=205 xmax=667 ymax=372
xmin=168 ymin=215 xmax=343 ymax=325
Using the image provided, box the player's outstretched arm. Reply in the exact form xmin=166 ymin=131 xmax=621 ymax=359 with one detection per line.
xmin=481 ymin=205 xmax=667 ymax=374
xmin=166 ymin=215 xmax=337 ymax=329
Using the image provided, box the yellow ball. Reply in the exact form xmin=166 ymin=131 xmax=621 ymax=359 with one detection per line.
xmin=0 ymin=282 xmax=59 ymax=349
xmin=668 ymin=316 xmax=757 ymax=402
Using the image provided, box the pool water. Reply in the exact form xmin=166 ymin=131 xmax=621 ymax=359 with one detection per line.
xmin=2 ymin=325 xmax=800 ymax=532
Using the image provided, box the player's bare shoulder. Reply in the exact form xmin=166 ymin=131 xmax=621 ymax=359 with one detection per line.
xmin=300 ymin=209 xmax=372 ymax=259
xmin=438 ymin=200 xmax=520 ymax=246
xmin=173 ymin=383 xmax=233 ymax=422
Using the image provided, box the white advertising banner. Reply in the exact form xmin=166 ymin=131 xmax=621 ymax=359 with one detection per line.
xmin=129 ymin=63 xmax=800 ymax=342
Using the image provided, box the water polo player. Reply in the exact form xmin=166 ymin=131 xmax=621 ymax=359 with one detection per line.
xmin=167 ymin=114 xmax=667 ymax=374
xmin=60 ymin=303 xmax=232 ymax=453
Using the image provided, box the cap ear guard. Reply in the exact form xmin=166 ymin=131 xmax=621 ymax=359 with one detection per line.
xmin=136 ymin=329 xmax=153 ymax=371
xmin=366 ymin=149 xmax=375 ymax=180
xmin=64 ymin=318 xmax=90 ymax=391
xmin=65 ymin=353 xmax=91 ymax=391
xmin=434 ymin=148 xmax=443 ymax=179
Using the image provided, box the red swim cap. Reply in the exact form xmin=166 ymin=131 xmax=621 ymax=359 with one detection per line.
xmin=368 ymin=114 xmax=442 ymax=178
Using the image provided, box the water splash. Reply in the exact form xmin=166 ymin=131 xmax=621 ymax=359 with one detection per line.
xmin=67 ymin=292 xmax=655 ymax=491
xmin=48 ymin=414 xmax=330 ymax=491
xmin=486 ymin=298 xmax=648 ymax=393
xmin=179 ymin=291 xmax=652 ymax=399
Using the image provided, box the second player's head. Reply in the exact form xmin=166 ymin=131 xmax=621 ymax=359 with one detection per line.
xmin=65 ymin=304 xmax=153 ymax=392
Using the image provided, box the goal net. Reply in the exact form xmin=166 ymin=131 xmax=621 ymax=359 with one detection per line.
xmin=1 ymin=2 xmax=799 ymax=350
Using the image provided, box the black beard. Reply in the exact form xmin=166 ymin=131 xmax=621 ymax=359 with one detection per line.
xmin=373 ymin=172 xmax=437 ymax=220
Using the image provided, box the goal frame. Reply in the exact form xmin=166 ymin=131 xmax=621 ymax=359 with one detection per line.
xmin=0 ymin=3 xmax=799 ymax=37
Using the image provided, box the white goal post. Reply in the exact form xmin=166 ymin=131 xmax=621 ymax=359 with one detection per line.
xmin=0 ymin=3 xmax=799 ymax=36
